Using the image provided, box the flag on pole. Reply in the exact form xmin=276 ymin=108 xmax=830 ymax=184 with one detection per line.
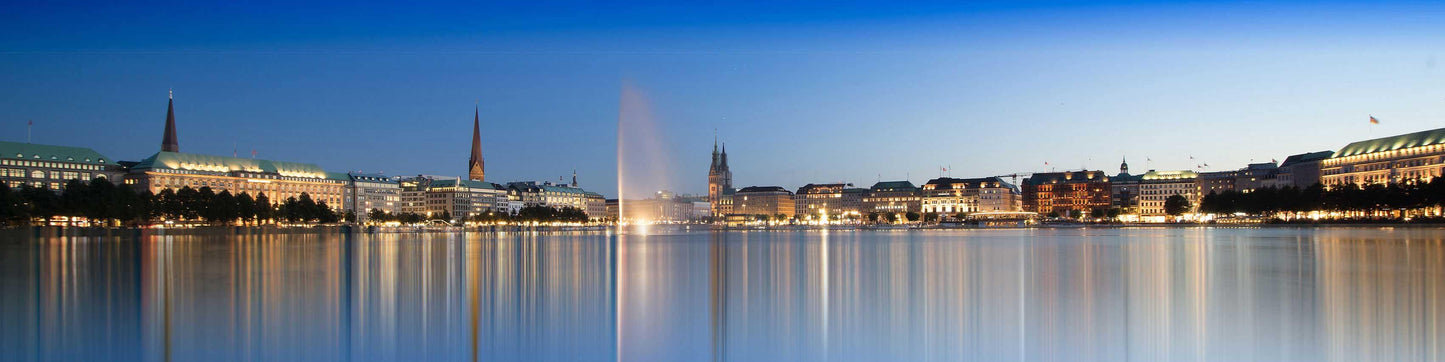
xmin=1370 ymin=116 xmax=1380 ymax=124
xmin=27 ymin=120 xmax=33 ymax=126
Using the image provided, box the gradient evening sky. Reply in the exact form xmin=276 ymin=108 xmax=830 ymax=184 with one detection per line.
xmin=3 ymin=1 xmax=1444 ymax=198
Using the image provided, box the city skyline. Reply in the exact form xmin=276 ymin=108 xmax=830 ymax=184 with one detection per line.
xmin=4 ymin=1 xmax=1445 ymax=198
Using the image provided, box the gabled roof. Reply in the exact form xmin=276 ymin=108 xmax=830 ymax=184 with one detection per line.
xmin=0 ymin=141 xmax=116 ymax=165
xmin=1280 ymin=151 xmax=1334 ymax=167
xmin=1334 ymin=127 xmax=1445 ymax=158
xmin=130 ymin=151 xmax=328 ymax=178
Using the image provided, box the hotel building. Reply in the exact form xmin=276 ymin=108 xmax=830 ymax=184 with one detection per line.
xmin=1138 ymin=170 xmax=1200 ymax=216
xmin=733 ymin=186 xmax=795 ymax=218
xmin=123 ymin=94 xmax=344 ymax=208
xmin=507 ymin=181 xmax=608 ymax=219
xmin=1022 ymin=171 xmax=1111 ymax=217
xmin=1320 ymin=127 xmax=1445 ymax=187
xmin=862 ymin=181 xmax=921 ymax=214
xmin=920 ymin=177 xmax=1021 ymax=215
xmin=0 ymin=141 xmax=122 ymax=190
xmin=794 ymin=183 xmax=866 ymax=220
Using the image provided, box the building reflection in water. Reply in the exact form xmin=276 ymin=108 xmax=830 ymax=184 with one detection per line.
xmin=0 ymin=227 xmax=1441 ymax=361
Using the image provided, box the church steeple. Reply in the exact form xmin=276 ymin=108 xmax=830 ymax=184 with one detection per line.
xmin=161 ymin=90 xmax=179 ymax=152
xmin=468 ymin=107 xmax=485 ymax=181
xmin=1120 ymin=157 xmax=1129 ymax=175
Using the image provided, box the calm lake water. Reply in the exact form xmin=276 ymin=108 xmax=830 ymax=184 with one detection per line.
xmin=1 ymin=227 xmax=1442 ymax=361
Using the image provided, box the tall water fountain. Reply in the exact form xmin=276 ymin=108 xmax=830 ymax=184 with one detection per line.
xmin=615 ymin=82 xmax=676 ymax=230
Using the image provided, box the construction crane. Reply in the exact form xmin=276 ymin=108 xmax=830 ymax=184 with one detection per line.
xmin=994 ymin=173 xmax=1033 ymax=185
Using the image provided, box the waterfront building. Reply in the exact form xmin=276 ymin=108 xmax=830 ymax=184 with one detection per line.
xmin=0 ymin=141 xmax=122 ymax=190
xmin=342 ymin=172 xmax=399 ymax=223
xmin=425 ymin=178 xmax=507 ymax=221
xmin=605 ymin=199 xmax=620 ymax=221
xmin=1276 ymin=151 xmax=1333 ymax=188
xmin=794 ymin=183 xmax=865 ymax=220
xmin=1138 ymin=170 xmax=1200 ymax=217
xmin=123 ymin=94 xmax=344 ymax=209
xmin=507 ymin=181 xmax=608 ymax=219
xmin=1111 ymin=158 xmax=1142 ymax=215
xmin=1022 ymin=171 xmax=1111 ymax=217
xmin=920 ymin=177 xmax=1021 ymax=216
xmin=1197 ymin=170 xmax=1237 ymax=196
xmin=1234 ymin=162 xmax=1279 ymax=192
xmin=733 ymin=186 xmax=794 ymax=218
xmin=1320 ymin=127 xmax=1445 ymax=187
xmin=398 ymin=176 xmax=432 ymax=215
xmin=862 ymin=181 xmax=921 ymax=214
xmin=707 ymin=140 xmax=734 ymax=217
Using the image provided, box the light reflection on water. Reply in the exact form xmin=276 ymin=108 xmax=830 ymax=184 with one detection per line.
xmin=1 ymin=228 xmax=1442 ymax=361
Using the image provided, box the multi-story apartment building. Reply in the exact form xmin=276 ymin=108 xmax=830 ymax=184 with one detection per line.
xmin=398 ymin=176 xmax=432 ymax=215
xmin=1320 ymin=127 xmax=1445 ymax=187
xmin=0 ymin=141 xmax=122 ymax=190
xmin=920 ymin=177 xmax=1021 ymax=215
xmin=343 ymin=172 xmax=399 ymax=223
xmin=1138 ymin=170 xmax=1200 ymax=216
xmin=425 ymin=178 xmax=507 ymax=221
xmin=1197 ymin=170 xmax=1237 ymax=196
xmin=1276 ymin=151 xmax=1333 ymax=188
xmin=862 ymin=181 xmax=921 ymax=214
xmin=1234 ymin=162 xmax=1279 ymax=192
xmin=1022 ymin=171 xmax=1111 ymax=217
xmin=734 ymin=186 xmax=794 ymax=218
xmin=794 ymin=183 xmax=866 ymax=219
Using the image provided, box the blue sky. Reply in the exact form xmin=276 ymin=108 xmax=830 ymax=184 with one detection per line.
xmin=3 ymin=1 xmax=1443 ymax=197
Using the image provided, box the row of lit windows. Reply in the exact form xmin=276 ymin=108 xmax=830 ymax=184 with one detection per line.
xmin=0 ymin=159 xmax=107 ymax=170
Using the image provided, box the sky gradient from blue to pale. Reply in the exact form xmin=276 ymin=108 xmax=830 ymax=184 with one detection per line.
xmin=2 ymin=1 xmax=1444 ymax=198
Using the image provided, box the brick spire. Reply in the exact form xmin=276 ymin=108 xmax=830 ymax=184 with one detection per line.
xmin=468 ymin=107 xmax=485 ymax=181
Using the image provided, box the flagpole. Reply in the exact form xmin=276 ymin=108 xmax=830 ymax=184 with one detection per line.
xmin=27 ymin=120 xmax=32 ymax=143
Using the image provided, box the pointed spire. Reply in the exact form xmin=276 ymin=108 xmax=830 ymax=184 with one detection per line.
xmin=468 ymin=106 xmax=485 ymax=181
xmin=572 ymin=168 xmax=578 ymax=187
xmin=720 ymin=142 xmax=729 ymax=169
xmin=161 ymin=90 xmax=179 ymax=152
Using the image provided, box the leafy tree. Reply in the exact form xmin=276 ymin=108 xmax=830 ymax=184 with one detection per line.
xmin=1164 ymin=194 xmax=1190 ymax=216
xmin=367 ymin=209 xmax=388 ymax=224
xmin=235 ymin=192 xmax=256 ymax=225
xmin=904 ymin=211 xmax=920 ymax=222
xmin=923 ymin=212 xmax=939 ymax=223
xmin=953 ymin=212 xmax=967 ymax=221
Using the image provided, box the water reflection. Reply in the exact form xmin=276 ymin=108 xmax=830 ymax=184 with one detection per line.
xmin=1 ymin=228 xmax=1442 ymax=361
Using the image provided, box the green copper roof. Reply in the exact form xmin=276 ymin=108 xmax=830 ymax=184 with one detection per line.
xmin=130 ymin=151 xmax=330 ymax=179
xmin=0 ymin=141 xmax=116 ymax=165
xmin=1334 ymin=127 xmax=1445 ymax=158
